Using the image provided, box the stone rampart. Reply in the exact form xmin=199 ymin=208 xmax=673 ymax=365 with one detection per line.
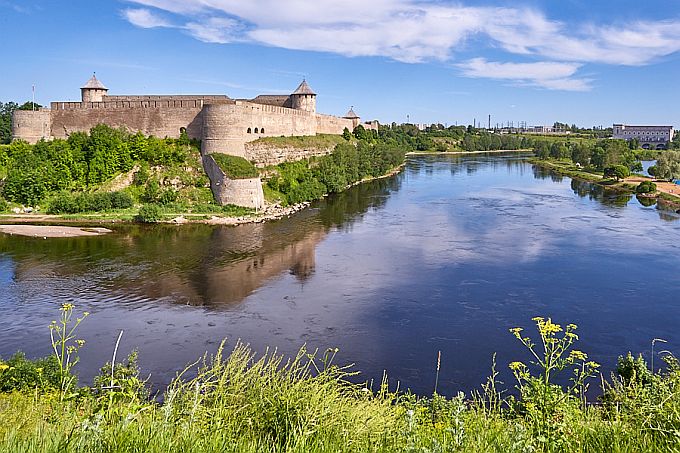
xmin=202 ymin=153 xmax=265 ymax=209
xmin=50 ymin=104 xmax=205 ymax=140
xmin=315 ymin=113 xmax=357 ymax=135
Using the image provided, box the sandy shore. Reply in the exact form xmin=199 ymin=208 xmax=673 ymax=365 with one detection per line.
xmin=625 ymin=176 xmax=680 ymax=198
xmin=0 ymin=225 xmax=113 ymax=238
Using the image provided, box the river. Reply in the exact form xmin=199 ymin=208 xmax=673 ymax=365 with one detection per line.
xmin=1 ymin=153 xmax=679 ymax=397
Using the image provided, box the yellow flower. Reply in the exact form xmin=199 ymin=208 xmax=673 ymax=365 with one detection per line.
xmin=60 ymin=303 xmax=75 ymax=312
xmin=0 ymin=364 xmax=9 ymax=372
xmin=569 ymin=350 xmax=587 ymax=361
xmin=509 ymin=361 xmax=525 ymax=371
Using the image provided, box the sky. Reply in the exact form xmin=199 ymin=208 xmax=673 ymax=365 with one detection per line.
xmin=2 ymin=0 xmax=680 ymax=128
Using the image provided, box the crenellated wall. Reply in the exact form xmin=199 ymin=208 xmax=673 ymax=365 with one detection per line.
xmin=49 ymin=99 xmax=209 ymax=140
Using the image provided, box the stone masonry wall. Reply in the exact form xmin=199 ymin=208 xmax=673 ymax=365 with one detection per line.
xmin=50 ymin=102 xmax=205 ymax=140
xmin=11 ymin=110 xmax=52 ymax=144
xmin=245 ymin=143 xmax=336 ymax=167
xmin=202 ymin=153 xmax=265 ymax=209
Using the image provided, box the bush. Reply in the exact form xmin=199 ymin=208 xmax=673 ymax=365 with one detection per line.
xmin=0 ymin=197 xmax=9 ymax=212
xmin=636 ymin=181 xmax=657 ymax=194
xmin=158 ymin=188 xmax=178 ymax=205
xmin=47 ymin=191 xmax=133 ymax=214
xmin=135 ymin=204 xmax=163 ymax=223
xmin=108 ymin=191 xmax=134 ymax=209
xmin=0 ymin=352 xmax=62 ymax=392
xmin=211 ymin=154 xmax=259 ymax=179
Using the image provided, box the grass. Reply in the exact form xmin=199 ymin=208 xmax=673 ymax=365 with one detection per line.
xmin=1 ymin=312 xmax=680 ymax=452
xmin=210 ymin=154 xmax=260 ymax=179
xmin=251 ymin=134 xmax=351 ymax=150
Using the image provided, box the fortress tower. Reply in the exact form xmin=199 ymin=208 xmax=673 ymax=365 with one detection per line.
xmin=80 ymin=74 xmax=108 ymax=103
xmin=290 ymin=80 xmax=316 ymax=113
xmin=343 ymin=107 xmax=361 ymax=129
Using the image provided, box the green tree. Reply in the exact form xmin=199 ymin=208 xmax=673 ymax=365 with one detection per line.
xmin=353 ymin=125 xmax=369 ymax=140
xmin=0 ymin=102 xmax=19 ymax=144
xmin=17 ymin=101 xmax=42 ymax=111
xmin=655 ymin=150 xmax=680 ymax=181
xmin=603 ymin=165 xmax=630 ymax=181
xmin=342 ymin=127 xmax=351 ymax=141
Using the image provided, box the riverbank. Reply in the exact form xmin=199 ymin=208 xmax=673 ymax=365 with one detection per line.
xmin=0 ymin=164 xmax=406 ymax=229
xmin=530 ymin=158 xmax=680 ymax=209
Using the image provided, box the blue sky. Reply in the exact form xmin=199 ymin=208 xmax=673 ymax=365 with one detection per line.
xmin=2 ymin=0 xmax=680 ymax=128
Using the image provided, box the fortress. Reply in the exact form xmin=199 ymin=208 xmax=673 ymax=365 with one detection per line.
xmin=11 ymin=75 xmax=378 ymax=208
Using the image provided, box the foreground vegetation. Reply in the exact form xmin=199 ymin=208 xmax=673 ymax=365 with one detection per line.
xmin=1 ymin=306 xmax=678 ymax=452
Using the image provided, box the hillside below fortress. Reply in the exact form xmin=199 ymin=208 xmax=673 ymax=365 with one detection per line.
xmin=11 ymin=75 xmax=378 ymax=208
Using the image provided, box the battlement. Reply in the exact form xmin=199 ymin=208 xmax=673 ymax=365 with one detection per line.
xmin=51 ymin=98 xmax=235 ymax=111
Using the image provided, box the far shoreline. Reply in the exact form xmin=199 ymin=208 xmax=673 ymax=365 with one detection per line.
xmin=406 ymin=149 xmax=532 ymax=156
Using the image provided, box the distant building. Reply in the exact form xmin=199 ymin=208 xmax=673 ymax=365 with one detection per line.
xmin=612 ymin=124 xmax=674 ymax=150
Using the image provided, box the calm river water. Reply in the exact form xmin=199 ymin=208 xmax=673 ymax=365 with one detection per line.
xmin=1 ymin=154 xmax=679 ymax=396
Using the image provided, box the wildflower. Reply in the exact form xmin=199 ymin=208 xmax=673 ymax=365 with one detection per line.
xmin=568 ymin=350 xmax=587 ymax=361
xmin=509 ymin=327 xmax=523 ymax=338
xmin=60 ymin=303 xmax=75 ymax=312
xmin=509 ymin=361 xmax=525 ymax=371
xmin=0 ymin=364 xmax=9 ymax=372
xmin=76 ymin=339 xmax=86 ymax=348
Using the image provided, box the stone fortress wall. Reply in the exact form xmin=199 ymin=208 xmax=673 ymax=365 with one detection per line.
xmin=10 ymin=76 xmax=378 ymax=207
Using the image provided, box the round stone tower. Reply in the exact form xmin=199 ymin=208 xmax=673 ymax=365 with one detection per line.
xmin=290 ymin=80 xmax=316 ymax=113
xmin=80 ymin=74 xmax=108 ymax=103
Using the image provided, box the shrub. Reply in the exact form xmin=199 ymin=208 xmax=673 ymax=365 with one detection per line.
xmin=47 ymin=191 xmax=133 ymax=214
xmin=135 ymin=204 xmax=163 ymax=223
xmin=133 ymin=162 xmax=150 ymax=186
xmin=108 ymin=191 xmax=134 ymax=209
xmin=0 ymin=197 xmax=10 ymax=212
xmin=0 ymin=352 xmax=62 ymax=392
xmin=211 ymin=154 xmax=259 ymax=179
xmin=636 ymin=181 xmax=657 ymax=194
xmin=158 ymin=188 xmax=178 ymax=205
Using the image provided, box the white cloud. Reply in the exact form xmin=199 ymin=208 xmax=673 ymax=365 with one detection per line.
xmin=122 ymin=8 xmax=172 ymax=28
xmin=457 ymin=58 xmax=592 ymax=91
xmin=120 ymin=0 xmax=680 ymax=90
xmin=184 ymin=17 xmax=241 ymax=44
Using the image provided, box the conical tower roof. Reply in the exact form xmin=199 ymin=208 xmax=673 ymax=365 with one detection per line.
xmin=292 ymin=79 xmax=316 ymax=95
xmin=344 ymin=107 xmax=359 ymax=119
xmin=81 ymin=74 xmax=107 ymax=90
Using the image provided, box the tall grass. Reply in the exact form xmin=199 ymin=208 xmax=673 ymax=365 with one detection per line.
xmin=0 ymin=314 xmax=679 ymax=452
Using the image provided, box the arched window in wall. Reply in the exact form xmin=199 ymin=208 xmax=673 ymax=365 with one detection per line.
xmin=260 ymin=128 xmax=265 ymax=134
xmin=247 ymin=128 xmax=252 ymax=133
xmin=254 ymin=128 xmax=259 ymax=133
